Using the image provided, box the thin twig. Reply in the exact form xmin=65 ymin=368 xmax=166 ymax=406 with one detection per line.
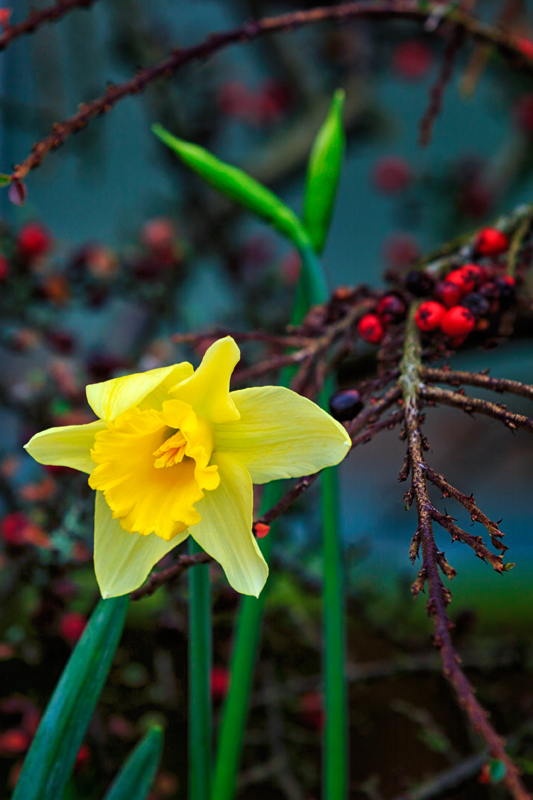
xmin=421 ymin=384 xmax=533 ymax=433
xmin=422 ymin=366 xmax=533 ymax=402
xmin=0 ymin=0 xmax=97 ymax=53
xmin=424 ymin=465 xmax=507 ymax=551
xmin=130 ymin=550 xmax=212 ymax=600
xmin=10 ymin=0 xmax=533 ymax=183
xmin=419 ymin=28 xmax=464 ymax=146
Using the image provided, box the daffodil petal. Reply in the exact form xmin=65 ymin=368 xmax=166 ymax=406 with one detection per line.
xmin=171 ymin=337 xmax=241 ymax=424
xmin=94 ymin=491 xmax=188 ymax=598
xmin=87 ymin=362 xmax=194 ymax=421
xmin=214 ymin=386 xmax=351 ymax=483
xmin=24 ymin=420 xmax=106 ymax=474
xmin=190 ymin=452 xmax=267 ymax=597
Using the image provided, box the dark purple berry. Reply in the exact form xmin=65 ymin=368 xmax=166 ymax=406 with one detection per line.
xmin=376 ymin=293 xmax=407 ymax=324
xmin=460 ymin=292 xmax=490 ymax=317
xmin=495 ymin=276 xmax=516 ymax=309
xmin=329 ymin=389 xmax=363 ymax=422
xmin=405 ymin=270 xmax=435 ymax=297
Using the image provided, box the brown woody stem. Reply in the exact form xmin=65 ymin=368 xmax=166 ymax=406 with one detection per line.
xmin=420 ymin=384 xmax=533 ymax=433
xmin=0 ymin=0 xmax=97 ymax=53
xmin=422 ymin=367 xmax=533 ymax=402
xmin=399 ymin=306 xmax=530 ymax=800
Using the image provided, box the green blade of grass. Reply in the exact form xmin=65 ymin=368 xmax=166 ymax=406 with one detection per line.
xmin=103 ymin=725 xmax=164 ymax=800
xmin=188 ymin=537 xmax=212 ymax=800
xmin=320 ymin=458 xmax=348 ymax=800
xmin=13 ymin=596 xmax=129 ymax=800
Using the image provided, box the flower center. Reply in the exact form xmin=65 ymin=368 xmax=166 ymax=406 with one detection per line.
xmin=153 ymin=430 xmax=187 ymax=468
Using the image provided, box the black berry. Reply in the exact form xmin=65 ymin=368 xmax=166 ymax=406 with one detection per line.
xmin=329 ymin=389 xmax=364 ymax=422
xmin=460 ymin=292 xmax=490 ymax=317
xmin=495 ymin=277 xmax=516 ymax=309
xmin=405 ymin=271 xmax=435 ymax=297
xmin=376 ymin=293 xmax=407 ymax=324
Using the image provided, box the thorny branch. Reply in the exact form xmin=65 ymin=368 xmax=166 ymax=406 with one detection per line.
xmin=422 ymin=366 xmax=533 ymax=401
xmin=420 ymin=384 xmax=533 ymax=433
xmin=399 ymin=306 xmax=531 ymax=800
xmin=9 ymin=0 xmax=533 ymax=184
xmin=0 ymin=0 xmax=98 ymax=53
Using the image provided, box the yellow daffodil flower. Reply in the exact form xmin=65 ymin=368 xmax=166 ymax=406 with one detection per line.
xmin=24 ymin=337 xmax=350 ymax=598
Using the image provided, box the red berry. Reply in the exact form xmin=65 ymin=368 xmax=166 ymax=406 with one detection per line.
xmin=357 ymin=313 xmax=384 ymax=344
xmin=475 ymin=228 xmax=509 ymax=256
xmin=1 ymin=512 xmax=29 ymax=547
xmin=211 ymin=667 xmax=230 ymax=701
xmin=376 ymin=294 xmax=406 ymax=324
xmin=392 ymin=40 xmax=433 ymax=81
xmin=59 ymin=611 xmax=86 ymax=644
xmin=0 ymin=255 xmax=9 ymax=281
xmin=516 ymin=94 xmax=533 ymax=135
xmin=0 ymin=730 xmax=30 ymax=756
xmin=440 ymin=306 xmax=476 ymax=337
xmin=459 ymin=263 xmax=485 ymax=288
xmin=372 ymin=157 xmax=411 ymax=194
xmin=254 ymin=523 xmax=270 ymax=539
xmin=414 ymin=301 xmax=445 ymax=332
xmin=445 ymin=268 xmax=472 ymax=293
xmin=517 ymin=37 xmax=533 ymax=61
xmin=75 ymin=743 xmax=91 ymax=773
xmin=17 ymin=223 xmax=52 ymax=259
xmin=434 ymin=280 xmax=462 ymax=308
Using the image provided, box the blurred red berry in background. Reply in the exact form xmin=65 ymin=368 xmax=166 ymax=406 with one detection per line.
xmin=392 ymin=40 xmax=433 ymax=81
xmin=59 ymin=611 xmax=87 ymax=645
xmin=299 ymin=692 xmax=324 ymax=731
xmin=17 ymin=223 xmax=52 ymax=260
xmin=384 ymin=233 xmax=420 ymax=269
xmin=373 ymin=157 xmax=411 ymax=194
xmin=0 ymin=729 xmax=30 ymax=757
xmin=516 ymin=37 xmax=533 ymax=60
xmin=211 ymin=667 xmax=230 ymax=701
xmin=141 ymin=218 xmax=175 ymax=251
xmin=515 ymin=93 xmax=533 ymax=135
xmin=0 ymin=255 xmax=9 ymax=281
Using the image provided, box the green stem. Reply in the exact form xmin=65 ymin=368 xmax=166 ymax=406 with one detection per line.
xmin=302 ymin=243 xmax=348 ymax=800
xmin=212 ymin=243 xmax=326 ymax=800
xmin=188 ymin=537 xmax=212 ymax=800
xmin=320 ymin=460 xmax=347 ymax=800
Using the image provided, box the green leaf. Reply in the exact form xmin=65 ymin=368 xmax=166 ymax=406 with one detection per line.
xmin=152 ymin=124 xmax=309 ymax=250
xmin=302 ymin=89 xmax=345 ymax=254
xmin=13 ymin=596 xmax=129 ymax=800
xmin=0 ymin=173 xmax=11 ymax=186
xmin=103 ymin=725 xmax=164 ymax=800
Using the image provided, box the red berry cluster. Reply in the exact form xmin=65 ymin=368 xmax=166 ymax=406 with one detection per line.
xmin=357 ymin=293 xmax=407 ymax=344
xmin=406 ymin=227 xmax=516 ymax=345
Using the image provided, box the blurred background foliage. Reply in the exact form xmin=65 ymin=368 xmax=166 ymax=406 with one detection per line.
xmin=1 ymin=0 xmax=533 ymax=797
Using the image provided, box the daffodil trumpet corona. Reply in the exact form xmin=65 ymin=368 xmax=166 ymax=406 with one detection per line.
xmin=25 ymin=337 xmax=350 ymax=598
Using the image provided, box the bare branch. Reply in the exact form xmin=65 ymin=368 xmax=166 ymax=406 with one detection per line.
xmin=0 ymin=0 xmax=97 ymax=53
xmin=10 ymin=0 xmax=533 ymax=183
xmin=400 ymin=306 xmax=530 ymax=800
xmin=421 ymin=384 xmax=533 ymax=433
xmin=422 ymin=366 xmax=533 ymax=402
